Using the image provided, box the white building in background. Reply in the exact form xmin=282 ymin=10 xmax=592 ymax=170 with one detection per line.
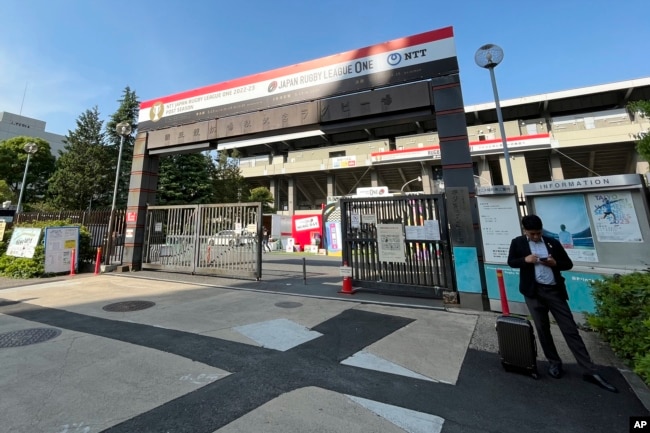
xmin=0 ymin=112 xmax=65 ymax=156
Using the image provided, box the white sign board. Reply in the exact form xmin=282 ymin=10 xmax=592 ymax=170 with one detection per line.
xmin=404 ymin=220 xmax=441 ymax=241
xmin=44 ymin=226 xmax=80 ymax=273
xmin=477 ymin=194 xmax=522 ymax=263
xmin=356 ymin=186 xmax=389 ymax=197
xmin=376 ymin=224 xmax=406 ymax=263
xmin=295 ymin=216 xmax=320 ymax=231
xmin=361 ymin=214 xmax=377 ymax=224
xmin=6 ymin=228 xmax=42 ymax=258
xmin=350 ymin=213 xmax=360 ymax=229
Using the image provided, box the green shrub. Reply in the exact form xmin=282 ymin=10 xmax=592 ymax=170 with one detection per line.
xmin=0 ymin=227 xmax=11 ymax=256
xmin=634 ymin=352 xmax=650 ymax=385
xmin=0 ymin=245 xmax=45 ymax=278
xmin=587 ymin=272 xmax=650 ymax=385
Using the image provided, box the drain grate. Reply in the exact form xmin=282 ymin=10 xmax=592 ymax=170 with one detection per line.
xmin=103 ymin=300 xmax=156 ymax=312
xmin=274 ymin=301 xmax=303 ymax=309
xmin=0 ymin=328 xmax=62 ymax=348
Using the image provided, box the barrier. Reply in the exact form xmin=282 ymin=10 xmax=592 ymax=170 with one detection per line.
xmin=94 ymin=247 xmax=102 ymax=275
xmin=339 ymin=261 xmax=354 ymax=294
xmin=70 ymin=248 xmax=76 ymax=277
xmin=496 ymin=268 xmax=510 ymax=315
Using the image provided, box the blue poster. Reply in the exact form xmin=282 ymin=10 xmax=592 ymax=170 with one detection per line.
xmin=534 ymin=194 xmax=598 ymax=263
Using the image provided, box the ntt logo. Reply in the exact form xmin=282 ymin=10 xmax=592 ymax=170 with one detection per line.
xmin=387 ymin=53 xmax=402 ymax=66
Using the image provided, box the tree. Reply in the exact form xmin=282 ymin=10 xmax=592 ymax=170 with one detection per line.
xmin=105 ymin=86 xmax=140 ymax=207
xmin=212 ymin=150 xmax=248 ymax=203
xmin=248 ymin=186 xmax=275 ymax=213
xmin=0 ymin=180 xmax=13 ymax=204
xmin=157 ymin=153 xmax=216 ymax=205
xmin=628 ymin=101 xmax=650 ymax=164
xmin=0 ymin=136 xmax=55 ymax=208
xmin=47 ymin=107 xmax=113 ymax=210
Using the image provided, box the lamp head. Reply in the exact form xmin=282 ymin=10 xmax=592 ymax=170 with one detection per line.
xmin=24 ymin=142 xmax=38 ymax=154
xmin=474 ymin=44 xmax=504 ymax=69
xmin=116 ymin=122 xmax=132 ymax=136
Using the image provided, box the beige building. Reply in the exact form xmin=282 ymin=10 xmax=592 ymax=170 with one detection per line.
xmin=236 ymin=77 xmax=650 ymax=211
xmin=0 ymin=112 xmax=66 ymax=156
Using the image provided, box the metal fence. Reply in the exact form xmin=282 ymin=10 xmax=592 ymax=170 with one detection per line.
xmin=142 ymin=203 xmax=263 ymax=279
xmin=340 ymin=194 xmax=453 ymax=298
xmin=15 ymin=209 xmax=127 ymax=265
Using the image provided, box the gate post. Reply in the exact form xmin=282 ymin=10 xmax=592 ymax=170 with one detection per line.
xmin=432 ymin=75 xmax=488 ymax=310
xmin=122 ymin=132 xmax=160 ymax=271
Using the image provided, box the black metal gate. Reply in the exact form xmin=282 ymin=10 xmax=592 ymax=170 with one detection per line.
xmin=340 ymin=194 xmax=453 ymax=298
xmin=142 ymin=203 xmax=263 ymax=279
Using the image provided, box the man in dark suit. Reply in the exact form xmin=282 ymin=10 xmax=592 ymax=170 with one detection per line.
xmin=507 ymin=214 xmax=618 ymax=393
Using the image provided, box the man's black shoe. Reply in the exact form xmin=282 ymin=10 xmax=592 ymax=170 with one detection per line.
xmin=583 ymin=373 xmax=619 ymax=393
xmin=548 ymin=364 xmax=563 ymax=379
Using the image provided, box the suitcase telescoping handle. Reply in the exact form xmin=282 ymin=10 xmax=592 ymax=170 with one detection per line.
xmin=496 ymin=269 xmax=510 ymax=316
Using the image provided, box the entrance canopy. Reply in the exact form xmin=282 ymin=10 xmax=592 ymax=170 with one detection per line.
xmin=138 ymin=26 xmax=459 ymax=155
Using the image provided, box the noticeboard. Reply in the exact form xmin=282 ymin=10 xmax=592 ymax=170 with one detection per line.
xmin=6 ymin=228 xmax=42 ymax=258
xmin=525 ymin=174 xmax=650 ymax=270
xmin=376 ymin=224 xmax=406 ymax=263
xmin=44 ymin=226 xmax=80 ymax=273
xmin=476 ymin=192 xmax=522 ymax=264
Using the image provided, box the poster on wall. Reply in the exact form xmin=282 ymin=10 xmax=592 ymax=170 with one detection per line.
xmin=376 ymin=224 xmax=406 ymax=263
xmin=477 ymin=194 xmax=522 ymax=264
xmin=44 ymin=226 xmax=80 ymax=273
xmin=587 ymin=191 xmax=643 ymax=242
xmin=534 ymin=194 xmax=599 ymax=263
xmin=325 ymin=222 xmax=342 ymax=256
xmin=6 ymin=228 xmax=42 ymax=258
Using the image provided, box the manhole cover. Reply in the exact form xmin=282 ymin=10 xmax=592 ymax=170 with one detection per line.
xmin=274 ymin=301 xmax=303 ymax=309
xmin=0 ymin=328 xmax=62 ymax=348
xmin=103 ymin=301 xmax=156 ymax=312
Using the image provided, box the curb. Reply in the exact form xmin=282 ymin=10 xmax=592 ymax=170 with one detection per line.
xmin=620 ymin=369 xmax=650 ymax=412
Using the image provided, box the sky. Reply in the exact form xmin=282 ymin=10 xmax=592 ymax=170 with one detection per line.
xmin=1 ymin=0 xmax=649 ymax=137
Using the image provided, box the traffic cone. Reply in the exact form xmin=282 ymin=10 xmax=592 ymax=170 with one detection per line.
xmin=339 ymin=261 xmax=354 ymax=294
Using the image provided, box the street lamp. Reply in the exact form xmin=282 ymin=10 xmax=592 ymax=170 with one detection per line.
xmin=16 ymin=142 xmax=38 ymax=213
xmin=400 ymin=176 xmax=422 ymax=193
xmin=105 ymin=122 xmax=132 ymax=265
xmin=475 ymin=44 xmax=515 ymax=186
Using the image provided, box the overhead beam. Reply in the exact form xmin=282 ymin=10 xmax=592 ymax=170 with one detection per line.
xmin=588 ymin=150 xmax=597 ymax=177
xmin=295 ymin=180 xmax=313 ymax=203
xmin=397 ymin=167 xmax=408 ymax=185
xmin=310 ymin=176 xmax=327 ymax=196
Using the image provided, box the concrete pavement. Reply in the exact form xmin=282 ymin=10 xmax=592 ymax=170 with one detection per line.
xmin=0 ymin=254 xmax=648 ymax=433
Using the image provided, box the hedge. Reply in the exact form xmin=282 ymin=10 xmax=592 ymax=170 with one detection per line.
xmin=0 ymin=220 xmax=94 ymax=279
xmin=587 ymin=272 xmax=650 ymax=385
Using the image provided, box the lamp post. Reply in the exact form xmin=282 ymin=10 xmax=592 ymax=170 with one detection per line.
xmin=16 ymin=142 xmax=38 ymax=213
xmin=400 ymin=176 xmax=422 ymax=193
xmin=475 ymin=44 xmax=515 ymax=186
xmin=105 ymin=122 xmax=132 ymax=265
